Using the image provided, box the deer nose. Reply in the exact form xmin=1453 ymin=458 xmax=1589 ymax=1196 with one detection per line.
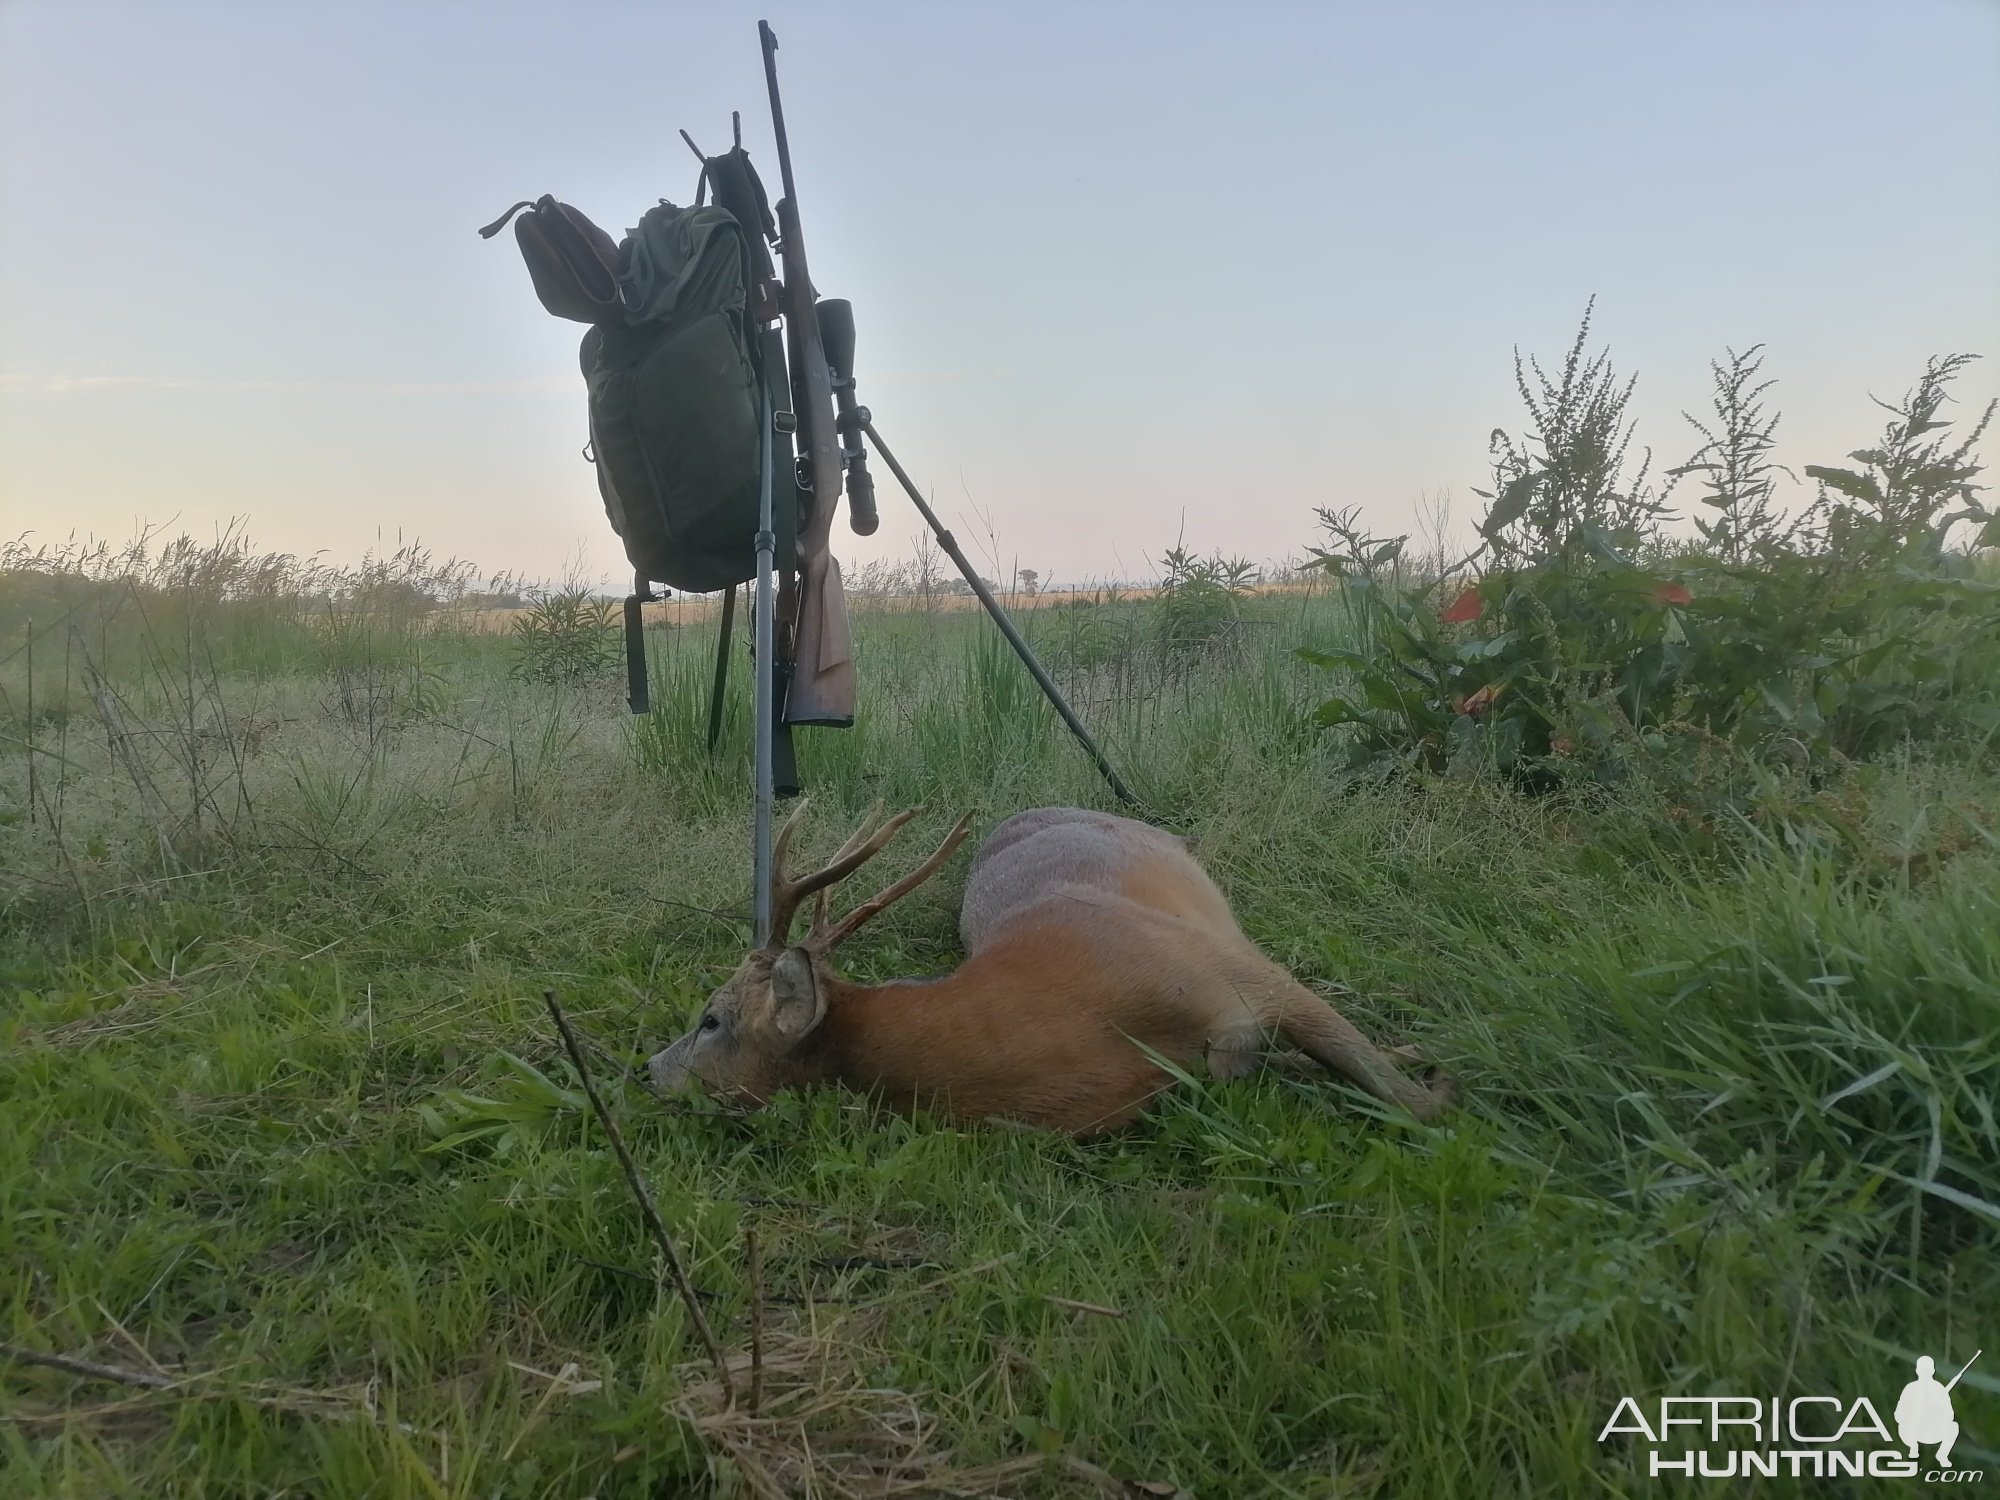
xmin=647 ymin=1042 xmax=694 ymax=1095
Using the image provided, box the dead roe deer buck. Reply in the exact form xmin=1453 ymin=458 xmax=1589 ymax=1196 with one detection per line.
xmin=648 ymin=804 xmax=1454 ymax=1137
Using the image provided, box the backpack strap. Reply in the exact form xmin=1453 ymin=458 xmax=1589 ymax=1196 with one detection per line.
xmin=476 ymin=201 xmax=538 ymax=240
xmin=624 ymin=571 xmax=655 ymax=715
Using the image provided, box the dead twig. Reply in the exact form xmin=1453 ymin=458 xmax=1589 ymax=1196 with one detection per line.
xmin=856 ymin=1254 xmax=1017 ymax=1310
xmin=1044 ymin=1294 xmax=1127 ymax=1319
xmin=0 ymin=1341 xmax=413 ymax=1431
xmin=75 ymin=630 xmax=176 ymax=863
xmin=746 ymin=1223 xmax=765 ymax=1416
xmin=543 ymin=989 xmax=734 ymax=1404
xmin=0 ymin=1342 xmax=177 ymax=1390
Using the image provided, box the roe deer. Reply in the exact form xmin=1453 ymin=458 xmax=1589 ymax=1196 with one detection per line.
xmin=648 ymin=803 xmax=1453 ymax=1137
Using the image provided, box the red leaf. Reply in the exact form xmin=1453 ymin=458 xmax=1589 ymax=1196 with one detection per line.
xmin=1459 ymin=684 xmax=1500 ymax=716
xmin=1653 ymin=582 xmax=1693 ymax=606
xmin=1441 ymin=587 xmax=1484 ymax=624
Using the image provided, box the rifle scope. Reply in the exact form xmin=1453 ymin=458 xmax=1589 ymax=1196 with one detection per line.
xmin=816 ymin=297 xmax=878 ymax=536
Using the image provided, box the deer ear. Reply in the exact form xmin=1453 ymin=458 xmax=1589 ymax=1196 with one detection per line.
xmin=769 ymin=947 xmax=826 ymax=1040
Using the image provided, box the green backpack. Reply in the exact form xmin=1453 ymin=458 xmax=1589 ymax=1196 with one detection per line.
xmin=481 ymin=193 xmax=796 ymax=593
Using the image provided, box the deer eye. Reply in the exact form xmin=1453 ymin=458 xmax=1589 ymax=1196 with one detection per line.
xmin=700 ymin=1013 xmax=721 ymax=1033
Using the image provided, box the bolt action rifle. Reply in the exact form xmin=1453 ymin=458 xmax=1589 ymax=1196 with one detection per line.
xmin=757 ymin=20 xmax=872 ymax=729
xmin=728 ymin=19 xmax=1129 ymax=811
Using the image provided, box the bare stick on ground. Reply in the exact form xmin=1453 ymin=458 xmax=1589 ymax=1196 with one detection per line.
xmin=0 ymin=1342 xmax=179 ymax=1390
xmin=746 ymin=1223 xmax=764 ymax=1415
xmin=543 ymin=990 xmax=734 ymax=1403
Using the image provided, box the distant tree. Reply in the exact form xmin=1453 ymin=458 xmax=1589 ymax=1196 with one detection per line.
xmin=1017 ymin=568 xmax=1041 ymax=595
xmin=363 ymin=578 xmax=438 ymax=616
xmin=464 ymin=589 xmax=528 ymax=610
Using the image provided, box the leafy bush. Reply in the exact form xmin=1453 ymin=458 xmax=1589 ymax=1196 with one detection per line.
xmin=1032 ymin=590 xmax=1140 ymax=678
xmin=1302 ymin=310 xmax=1998 ymax=782
xmin=1674 ymin=353 xmax=2000 ymax=760
xmin=510 ymin=588 xmax=619 ymax=688
xmin=1152 ymin=546 xmax=1259 ymax=666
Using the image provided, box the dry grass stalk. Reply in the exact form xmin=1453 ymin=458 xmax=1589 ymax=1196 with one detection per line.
xmin=664 ymin=1314 xmax=1142 ymax=1500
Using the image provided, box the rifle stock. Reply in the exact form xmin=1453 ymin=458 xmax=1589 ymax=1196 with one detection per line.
xmin=785 ymin=550 xmax=856 ymax=726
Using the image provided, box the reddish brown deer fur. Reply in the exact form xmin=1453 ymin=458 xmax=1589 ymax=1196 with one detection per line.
xmin=648 ymin=804 xmax=1453 ymax=1137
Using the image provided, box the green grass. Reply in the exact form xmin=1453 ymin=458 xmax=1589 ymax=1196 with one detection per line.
xmin=2 ymin=573 xmax=1996 ymax=1497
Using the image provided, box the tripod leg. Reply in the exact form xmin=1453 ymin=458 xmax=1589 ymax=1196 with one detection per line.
xmin=859 ymin=419 xmax=1137 ymax=806
xmin=707 ymin=584 xmax=736 ymax=754
xmin=753 ymin=398 xmax=780 ymax=947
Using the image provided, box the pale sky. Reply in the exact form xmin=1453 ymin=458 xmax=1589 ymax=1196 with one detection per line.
xmin=3 ymin=0 xmax=1997 ymax=591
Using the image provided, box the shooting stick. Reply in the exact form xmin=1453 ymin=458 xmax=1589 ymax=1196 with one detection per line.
xmin=753 ymin=385 xmax=780 ymax=946
xmin=860 ymin=419 xmax=1136 ymax=805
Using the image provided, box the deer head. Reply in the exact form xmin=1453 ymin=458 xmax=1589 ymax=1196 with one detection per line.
xmin=647 ymin=801 xmax=973 ymax=1106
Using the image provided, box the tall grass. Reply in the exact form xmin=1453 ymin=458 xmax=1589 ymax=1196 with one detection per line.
xmin=1 ymin=522 xmax=1995 ymax=1496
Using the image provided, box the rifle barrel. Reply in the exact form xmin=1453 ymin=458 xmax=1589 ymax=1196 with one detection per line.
xmin=756 ymin=20 xmax=847 ymax=565
xmin=758 ymin=22 xmax=801 ymax=212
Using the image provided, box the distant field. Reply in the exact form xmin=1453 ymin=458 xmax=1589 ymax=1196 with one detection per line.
xmin=450 ymin=578 xmax=1325 ymax=634
xmin=2 ymin=558 xmax=1995 ymax=1496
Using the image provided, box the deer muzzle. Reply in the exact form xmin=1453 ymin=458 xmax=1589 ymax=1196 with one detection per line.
xmin=647 ymin=1037 xmax=697 ymax=1096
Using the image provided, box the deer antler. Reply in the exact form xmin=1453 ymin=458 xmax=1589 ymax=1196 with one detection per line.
xmin=764 ymin=800 xmax=974 ymax=955
xmin=803 ymin=812 xmax=975 ymax=955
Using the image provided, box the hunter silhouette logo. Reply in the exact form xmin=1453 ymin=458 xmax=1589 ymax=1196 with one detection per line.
xmin=1896 ymin=1352 xmax=1978 ymax=1470
xmin=1596 ymin=1348 xmax=1985 ymax=1482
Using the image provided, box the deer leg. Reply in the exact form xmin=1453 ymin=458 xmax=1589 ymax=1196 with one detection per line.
xmin=1251 ymin=974 xmax=1454 ymax=1122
